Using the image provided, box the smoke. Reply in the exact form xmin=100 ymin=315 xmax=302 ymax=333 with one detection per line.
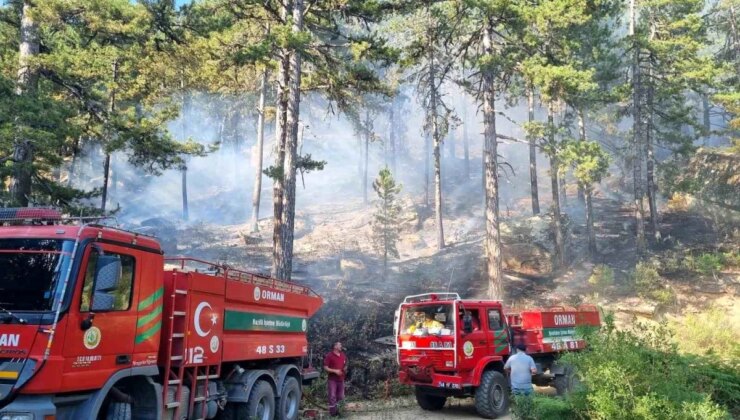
xmin=65 ymin=83 xmax=561 ymax=232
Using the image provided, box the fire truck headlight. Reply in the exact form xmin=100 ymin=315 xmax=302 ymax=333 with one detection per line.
xmin=1 ymin=413 xmax=34 ymax=420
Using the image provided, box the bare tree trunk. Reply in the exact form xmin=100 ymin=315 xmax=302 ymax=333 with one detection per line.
xmin=702 ymin=94 xmax=711 ymax=135
xmin=389 ymin=100 xmax=397 ymax=174
xmin=67 ymin=136 xmax=81 ymax=187
xmin=527 ymin=85 xmax=540 ymax=215
xmin=428 ymin=30 xmax=445 ymax=251
xmin=462 ymin=99 xmax=470 ymax=179
xmin=363 ymin=111 xmax=370 ymax=205
xmin=548 ymin=102 xmax=565 ymax=268
xmin=271 ymin=7 xmax=290 ymax=278
xmin=447 ymin=126 xmax=455 ymax=160
xmin=645 ymin=57 xmax=660 ymax=243
xmin=251 ymin=68 xmax=268 ymax=232
xmin=424 ymin=133 xmax=430 ymax=207
xmin=577 ymin=108 xmax=586 ymax=203
xmin=278 ymin=0 xmax=304 ymax=281
xmin=101 ymin=60 xmax=119 ymax=212
xmin=10 ymin=0 xmax=40 ymax=206
xmin=631 ymin=0 xmax=647 ymax=256
xmin=482 ymin=19 xmax=503 ymax=300
xmin=585 ymin=187 xmax=596 ymax=258
xmin=180 ymin=78 xmax=190 ymax=221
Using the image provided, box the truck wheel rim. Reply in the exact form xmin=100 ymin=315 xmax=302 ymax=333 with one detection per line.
xmin=492 ymin=384 xmax=504 ymax=409
xmin=285 ymin=388 xmax=299 ymax=418
xmin=258 ymin=398 xmax=272 ymax=420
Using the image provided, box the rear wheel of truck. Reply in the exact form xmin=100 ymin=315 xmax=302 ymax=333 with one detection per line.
xmin=475 ymin=370 xmax=509 ymax=419
xmin=554 ymin=365 xmax=581 ymax=396
xmin=247 ymin=380 xmax=276 ymax=420
xmin=277 ymin=376 xmax=301 ymax=420
xmin=414 ymin=387 xmax=447 ymax=411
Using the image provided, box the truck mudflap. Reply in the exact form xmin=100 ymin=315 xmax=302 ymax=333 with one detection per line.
xmin=0 ymin=394 xmax=56 ymax=419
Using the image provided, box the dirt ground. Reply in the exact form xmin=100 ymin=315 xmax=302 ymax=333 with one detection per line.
xmin=347 ymin=399 xmax=503 ymax=420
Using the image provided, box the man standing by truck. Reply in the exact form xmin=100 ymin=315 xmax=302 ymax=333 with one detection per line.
xmin=504 ymin=343 xmax=538 ymax=395
xmin=324 ymin=341 xmax=347 ymax=416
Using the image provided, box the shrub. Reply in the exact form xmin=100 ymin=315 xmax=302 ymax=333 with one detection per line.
xmin=560 ymin=315 xmax=739 ymax=419
xmin=695 ymin=253 xmax=724 ymax=275
xmin=510 ymin=394 xmax=576 ymax=420
xmin=632 ymin=262 xmax=676 ymax=306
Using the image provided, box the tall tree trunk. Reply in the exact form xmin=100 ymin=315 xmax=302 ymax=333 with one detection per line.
xmin=527 ymin=85 xmax=540 ymax=215
xmin=577 ymin=108 xmax=586 ymax=203
xmin=424 ymin=133 xmax=430 ymax=207
xmin=363 ymin=111 xmax=370 ymax=205
xmin=11 ymin=0 xmax=40 ymax=206
xmin=585 ymin=187 xmax=596 ymax=258
xmin=278 ymin=0 xmax=304 ymax=281
xmin=251 ymin=68 xmax=268 ymax=232
xmin=645 ymin=55 xmax=660 ymax=243
xmin=483 ymin=19 xmax=503 ymax=300
xmin=180 ymin=78 xmax=190 ymax=221
xmin=271 ymin=12 xmax=290 ymax=278
xmin=702 ymin=94 xmax=711 ymax=135
xmin=447 ymin=126 xmax=455 ymax=160
xmin=428 ymin=30 xmax=445 ymax=250
xmin=548 ymin=101 xmax=565 ymax=268
xmin=462 ymin=99 xmax=470 ymax=179
xmin=101 ymin=60 xmax=119 ymax=212
xmin=389 ymin=99 xmax=397 ymax=175
xmin=630 ymin=0 xmax=647 ymax=256
xmin=67 ymin=136 xmax=81 ymax=187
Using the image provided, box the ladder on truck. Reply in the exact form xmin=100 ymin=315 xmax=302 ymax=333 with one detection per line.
xmin=162 ymin=275 xmax=220 ymax=420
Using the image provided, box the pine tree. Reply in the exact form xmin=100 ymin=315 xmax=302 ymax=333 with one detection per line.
xmin=372 ymin=167 xmax=402 ymax=275
xmin=561 ymin=140 xmax=610 ymax=257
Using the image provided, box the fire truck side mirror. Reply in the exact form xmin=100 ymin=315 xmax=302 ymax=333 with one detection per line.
xmin=393 ymin=310 xmax=400 ymax=336
xmin=91 ymin=255 xmax=123 ymax=312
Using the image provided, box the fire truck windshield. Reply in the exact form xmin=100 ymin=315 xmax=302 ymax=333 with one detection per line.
xmin=400 ymin=304 xmax=454 ymax=336
xmin=0 ymin=239 xmax=74 ymax=312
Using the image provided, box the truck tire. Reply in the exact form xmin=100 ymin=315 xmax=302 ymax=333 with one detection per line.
xmin=276 ymin=376 xmax=301 ymax=420
xmin=105 ymin=402 xmax=132 ymax=420
xmin=474 ymin=370 xmax=509 ymax=419
xmin=554 ymin=365 xmax=581 ymax=396
xmin=414 ymin=387 xmax=446 ymax=411
xmin=247 ymin=380 xmax=276 ymax=420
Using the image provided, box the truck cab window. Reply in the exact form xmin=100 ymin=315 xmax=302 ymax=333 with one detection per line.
xmin=80 ymin=252 xmax=135 ymax=312
xmin=488 ymin=309 xmax=502 ymax=330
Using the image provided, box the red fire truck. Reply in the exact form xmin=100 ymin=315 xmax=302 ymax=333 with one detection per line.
xmin=0 ymin=208 xmax=322 ymax=420
xmin=395 ymin=293 xmax=600 ymax=418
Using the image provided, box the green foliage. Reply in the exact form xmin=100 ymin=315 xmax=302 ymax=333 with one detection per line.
xmin=548 ymin=316 xmax=740 ymax=419
xmin=371 ymin=168 xmax=402 ymax=268
xmin=631 ymin=262 xmax=676 ymax=306
xmin=670 ymin=306 xmax=740 ymax=361
xmin=560 ymin=140 xmax=610 ymax=187
xmin=694 ymin=253 xmax=725 ymax=275
xmin=511 ymin=394 xmax=576 ymax=420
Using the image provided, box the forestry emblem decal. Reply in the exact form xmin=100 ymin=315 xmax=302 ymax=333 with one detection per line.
xmin=463 ymin=341 xmax=474 ymax=357
xmin=254 ymin=287 xmax=261 ymax=301
xmin=84 ymin=326 xmax=102 ymax=350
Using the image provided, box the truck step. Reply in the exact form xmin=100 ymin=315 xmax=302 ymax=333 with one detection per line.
xmin=172 ymin=333 xmax=185 ymax=338
xmin=168 ymin=379 xmax=181 ymax=385
xmin=193 ymin=396 xmax=206 ymax=402
xmin=170 ymin=355 xmax=183 ymax=361
xmin=165 ymin=402 xmax=180 ymax=409
xmin=173 ymin=311 xmax=186 ymax=316
xmin=175 ymin=289 xmax=188 ymax=295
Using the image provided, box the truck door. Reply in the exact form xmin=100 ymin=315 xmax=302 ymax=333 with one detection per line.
xmin=486 ymin=308 xmax=510 ymax=356
xmin=457 ymin=307 xmax=487 ymax=371
xmin=62 ymin=243 xmax=139 ymax=390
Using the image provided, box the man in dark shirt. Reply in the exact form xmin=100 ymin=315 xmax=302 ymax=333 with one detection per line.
xmin=324 ymin=341 xmax=347 ymax=417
